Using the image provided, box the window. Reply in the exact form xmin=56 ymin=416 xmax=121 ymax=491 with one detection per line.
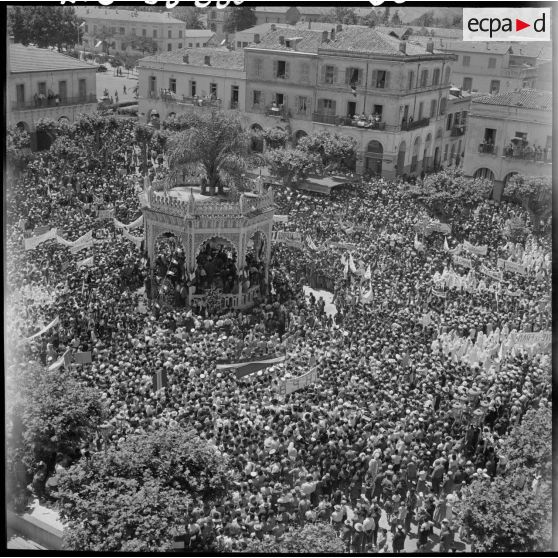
xmin=131 ymin=28 xmax=136 ymax=35
xmin=515 ymin=131 xmax=527 ymax=141
xmin=439 ymin=98 xmax=447 ymax=115
xmin=319 ymin=98 xmax=336 ymax=113
xmin=488 ymin=57 xmax=496 ymax=69
xmin=443 ymin=144 xmax=449 ymax=161
xmin=231 ymin=85 xmax=239 ymax=107
xmin=373 ymin=70 xmax=388 ymax=89
xmin=300 ymin=62 xmax=310 ymax=82
xmin=119 ymin=27 xmax=125 ymax=35
xmin=210 ymin=10 xmax=216 ymax=19
xmin=178 ymin=43 xmax=182 ymax=49
xmin=196 ymin=43 xmax=200 ymax=47
xmin=463 ymin=55 xmax=471 ymax=67
xmin=446 ymin=113 xmax=453 ymax=131
xmin=149 ymin=76 xmax=157 ymax=94
xmin=110 ymin=27 xmax=116 ymax=34
xmin=420 ymin=69 xmax=428 ymax=87
xmin=254 ymin=59 xmax=263 ymax=77
xmin=168 ymin=44 xmax=172 ymax=51
xmin=483 ymin=128 xmax=496 ymax=145
xmin=84 ymin=24 xmax=89 ymax=33
xmin=490 ymin=80 xmax=500 ymax=94
xmin=277 ymin=60 xmax=286 ymax=78
xmin=297 ymin=96 xmax=308 ymax=113
xmin=210 ymin=83 xmax=217 ymax=98
xmin=93 ymin=25 xmax=97 ymax=34
xmin=253 ymin=90 xmax=262 ymax=106
xmin=204 ymin=55 xmax=211 ymax=65
xmin=210 ymin=23 xmax=216 ymax=32
xmin=432 ymin=68 xmax=440 ymax=86
xmin=190 ymin=81 xmax=196 ymax=96
xmin=275 ymin=93 xmax=284 ymax=106
xmin=418 ymin=101 xmax=424 ymax=120
xmin=407 ymin=70 xmax=415 ymax=90
xmin=444 ymin=67 xmax=451 ymax=84
xmin=142 ymin=29 xmax=147 ymax=37
xmin=203 ymin=43 xmax=207 ymax=47
xmin=169 ymin=78 xmax=176 ymax=93
xmin=153 ymin=29 xmax=157 ymax=38
xmin=78 ymin=79 xmax=86 ymax=99
xmin=237 ymin=41 xmax=242 ymax=48
xmin=462 ymin=77 xmax=473 ymax=92
xmin=373 ymin=104 xmax=383 ymax=118
xmin=16 ymin=83 xmax=24 ymax=105
xmin=122 ymin=43 xmax=126 ymax=51
xmin=324 ymin=65 xmax=336 ymax=84
xmin=188 ymin=43 xmax=193 ymax=48
xmin=168 ymin=30 xmax=172 ymax=39
xmin=346 ymin=67 xmax=362 ymax=86
xmin=179 ymin=30 xmax=183 ymax=39
xmin=430 ymin=99 xmax=437 ymax=118
xmin=38 ymin=82 xmax=46 ymax=96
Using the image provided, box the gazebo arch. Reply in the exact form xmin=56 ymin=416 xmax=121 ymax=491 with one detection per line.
xmin=294 ymin=130 xmax=308 ymax=145
xmin=396 ymin=141 xmax=406 ymax=175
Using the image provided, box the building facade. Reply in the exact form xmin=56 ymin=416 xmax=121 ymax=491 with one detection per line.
xmin=74 ymin=6 xmax=186 ymax=55
xmin=244 ymin=25 xmax=457 ymax=178
xmin=462 ymin=89 xmax=552 ymax=200
xmin=137 ymin=48 xmax=246 ymax=123
xmin=7 ymin=43 xmax=97 ymax=147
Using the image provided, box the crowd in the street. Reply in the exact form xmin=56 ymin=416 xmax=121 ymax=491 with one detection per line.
xmin=6 ymin=116 xmax=551 ymax=553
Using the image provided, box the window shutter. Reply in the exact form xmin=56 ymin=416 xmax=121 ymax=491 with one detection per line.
xmin=273 ymin=60 xmax=278 ymax=78
xmin=357 ymin=69 xmax=363 ymax=86
xmin=285 ymin=61 xmax=290 ymax=79
xmin=332 ymin=100 xmax=337 ymax=112
xmin=333 ymin=66 xmax=338 ymax=83
xmin=321 ymin=65 xmax=326 ymax=83
xmin=345 ymin=68 xmax=351 ymax=85
xmin=371 ymin=70 xmax=378 ymax=88
xmin=385 ymin=71 xmax=390 ymax=89
xmin=318 ymin=98 xmax=324 ymax=111
xmin=283 ymin=94 xmax=288 ymax=107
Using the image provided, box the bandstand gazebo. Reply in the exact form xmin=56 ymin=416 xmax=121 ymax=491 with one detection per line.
xmin=139 ymin=184 xmax=275 ymax=311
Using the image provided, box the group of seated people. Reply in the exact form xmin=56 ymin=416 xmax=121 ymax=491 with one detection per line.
xmin=350 ymin=113 xmax=383 ymax=128
xmin=33 ymin=91 xmax=61 ymax=107
xmin=503 ymin=141 xmax=549 ymax=162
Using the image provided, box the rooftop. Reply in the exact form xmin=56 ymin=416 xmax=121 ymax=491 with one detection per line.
xmin=473 ymin=89 xmax=552 ymax=111
xmin=248 ymin=28 xmax=324 ymax=54
xmin=253 ymin=6 xmax=291 ymax=13
xmin=183 ymin=29 xmax=216 ymax=37
xmin=139 ymin=48 xmax=245 ymax=70
xmin=74 ymin=6 xmax=184 ymax=25
xmin=10 ymin=44 xmax=96 ymax=73
xmin=437 ymin=41 xmax=511 ymax=54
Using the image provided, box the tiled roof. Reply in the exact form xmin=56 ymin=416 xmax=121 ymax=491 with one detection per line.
xmin=319 ymin=27 xmax=441 ymax=56
xmin=183 ymin=30 xmax=215 ymax=38
xmin=438 ymin=41 xmax=511 ymax=54
xmin=254 ymin=6 xmax=291 ymax=14
xmin=10 ymin=44 xmax=96 ymax=73
xmin=473 ymin=89 xmax=552 ymax=111
xmin=509 ymin=44 xmax=543 ymax=58
xmin=236 ymin=22 xmax=291 ymax=35
xmin=74 ymin=6 xmax=184 ymax=25
xmin=248 ymin=29 xmax=324 ymax=54
xmin=138 ymin=48 xmax=245 ymax=70
xmin=297 ymin=7 xmax=334 ymax=16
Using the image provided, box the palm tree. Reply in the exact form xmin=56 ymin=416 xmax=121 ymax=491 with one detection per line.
xmin=166 ymin=111 xmax=250 ymax=196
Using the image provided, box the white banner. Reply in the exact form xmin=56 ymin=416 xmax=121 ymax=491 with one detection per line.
xmin=480 ymin=264 xmax=503 ymax=282
xmin=69 ymin=231 xmax=94 ymax=254
xmin=463 ymin=240 xmax=488 ymax=256
xmin=123 ymin=229 xmax=143 ymax=249
xmin=273 ymin=215 xmax=289 ymax=223
xmin=23 ymin=316 xmax=60 ymax=342
xmin=453 ymin=255 xmax=473 ymax=268
xmin=114 ymin=215 xmax=144 ymax=231
xmin=77 ymin=256 xmax=94 ymax=269
xmin=24 ymin=228 xmax=58 ymax=251
xmin=277 ymin=366 xmax=318 ymax=397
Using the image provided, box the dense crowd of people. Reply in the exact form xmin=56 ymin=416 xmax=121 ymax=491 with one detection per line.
xmin=6 ymin=115 xmax=551 ymax=553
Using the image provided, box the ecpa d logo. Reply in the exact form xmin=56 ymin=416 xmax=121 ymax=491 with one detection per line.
xmin=463 ymin=8 xmax=551 ymax=41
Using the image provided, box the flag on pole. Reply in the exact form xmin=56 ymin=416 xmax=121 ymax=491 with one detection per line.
xmin=361 ymin=286 xmax=374 ymax=304
xmin=348 ymin=253 xmax=357 ymax=274
xmin=443 ymin=237 xmax=450 ymax=252
xmin=414 ymin=233 xmax=425 ymax=252
xmin=306 ymin=235 xmax=318 ymax=251
xmin=364 ymin=264 xmax=371 ymax=280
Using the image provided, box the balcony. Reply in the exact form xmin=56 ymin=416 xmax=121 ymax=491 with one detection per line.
xmin=154 ymin=92 xmax=222 ymax=108
xmin=478 ymin=144 xmax=497 ymax=155
xmin=401 ymin=117 xmax=430 ymax=131
xmin=12 ymin=94 xmax=98 ymax=111
xmin=451 ymin=125 xmax=466 ymax=137
xmin=503 ymin=145 xmax=551 ymax=164
xmin=312 ymin=113 xmax=387 ymax=131
xmin=265 ymin=106 xmax=291 ymax=119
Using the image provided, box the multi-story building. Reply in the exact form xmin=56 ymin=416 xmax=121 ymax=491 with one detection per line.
xmin=74 ymin=6 xmax=186 ymax=55
xmin=206 ymin=6 xmax=228 ymax=40
xmin=183 ymin=30 xmax=217 ymax=48
xmin=7 ymin=42 xmax=97 ymax=148
xmin=440 ymin=88 xmax=472 ymax=169
xmin=462 ymin=89 xmax=552 ymax=200
xmin=244 ymin=25 xmax=457 ymax=177
xmin=137 ymin=48 xmax=246 ymax=122
xmin=254 ymin=6 xmax=296 ymax=26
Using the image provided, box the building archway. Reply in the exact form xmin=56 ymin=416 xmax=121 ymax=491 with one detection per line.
xmin=503 ymin=171 xmax=519 ymax=189
xmin=244 ymin=230 xmax=268 ymax=292
xmin=195 ymin=235 xmax=239 ymax=294
xmin=365 ymin=140 xmax=383 ymax=176
xmin=58 ymin=116 xmax=70 ymax=124
xmin=396 ymin=141 xmax=406 ymax=175
xmin=423 ymin=133 xmax=433 ymax=171
xmin=294 ymin=129 xmax=308 ymax=146
xmin=473 ymin=168 xmax=495 ymax=182
xmin=16 ymin=121 xmax=30 ymax=133
xmin=411 ymin=136 xmax=422 ymax=174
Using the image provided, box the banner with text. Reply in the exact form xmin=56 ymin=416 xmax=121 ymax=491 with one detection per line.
xmin=277 ymin=366 xmax=319 ymax=397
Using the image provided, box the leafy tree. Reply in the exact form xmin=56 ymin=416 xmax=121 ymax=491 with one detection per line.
xmin=223 ymin=6 xmax=257 ymax=33
xmin=58 ymin=428 xmax=230 ymax=551
xmin=123 ymin=34 xmax=158 ymax=55
xmin=8 ymin=6 xmax=82 ymax=51
xmin=7 ymin=125 xmax=33 ymax=171
xmin=298 ymin=131 xmax=357 ymax=171
xmin=262 ymin=127 xmax=289 ymax=150
xmin=324 ymin=7 xmax=358 ymax=25
xmin=9 ymin=365 xmax=106 ymax=472
xmin=266 ymin=148 xmax=321 ymax=189
xmin=173 ymin=6 xmax=205 ymax=29
xmin=391 ymin=10 xmax=402 ymax=26
xmin=166 ymin=111 xmax=251 ymax=195
xmin=362 ymin=10 xmax=380 ymax=27
xmin=409 ymin=168 xmax=493 ymax=220
xmin=245 ymin=522 xmax=346 ymax=553
xmin=503 ymin=175 xmax=552 ymax=234
xmin=135 ymin=123 xmax=155 ymax=176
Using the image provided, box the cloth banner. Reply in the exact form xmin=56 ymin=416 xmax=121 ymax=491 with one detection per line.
xmin=361 ymin=286 xmax=373 ymax=304
xmin=48 ymin=348 xmax=71 ymax=371
xmin=504 ymin=260 xmax=528 ymax=276
xmin=74 ymin=351 xmax=92 ymax=365
xmin=413 ymin=234 xmax=425 ymax=252
xmin=453 ymin=255 xmax=472 ymax=268
xmin=429 ymin=222 xmax=452 ymax=235
xmin=479 ymin=265 xmax=503 ymax=282
xmin=113 ymin=215 xmax=144 ymax=231
xmin=97 ymin=208 xmax=115 ymax=220
xmin=151 ymin=369 xmax=169 ymax=391
xmin=33 ymin=225 xmax=51 ymax=236
xmin=330 ymin=242 xmax=357 ymax=250
xmin=24 ymin=228 xmax=58 ymax=251
xmin=69 ymin=231 xmax=94 ymax=254
xmin=123 ymin=229 xmax=143 ymax=249
xmin=24 ymin=316 xmax=60 ymax=342
xmin=348 ymin=253 xmax=358 ymax=274
xmin=216 ymin=354 xmax=286 ymax=372
xmin=432 ymin=288 xmax=447 ymax=298
xmin=463 ymin=240 xmax=488 ymax=256
xmin=273 ymin=215 xmax=289 ymax=223
xmin=77 ymin=256 xmax=94 ymax=269
xmin=277 ymin=366 xmax=319 ymax=397
xmin=273 ymin=231 xmax=302 ymax=243
xmin=306 ymin=235 xmax=318 ymax=251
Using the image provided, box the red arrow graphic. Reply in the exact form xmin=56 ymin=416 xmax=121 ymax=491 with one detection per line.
xmin=516 ymin=19 xmax=531 ymax=31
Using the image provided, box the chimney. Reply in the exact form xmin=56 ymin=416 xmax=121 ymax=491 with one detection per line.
xmin=278 ymin=35 xmax=285 ymax=45
xmin=204 ymin=55 xmax=211 ymax=65
xmin=183 ymin=54 xmax=189 ymax=63
xmin=254 ymin=33 xmax=260 ymax=44
xmin=426 ymin=39 xmax=434 ymax=53
xmin=399 ymin=41 xmax=407 ymax=54
xmin=336 ymin=24 xmax=342 ymax=32
xmin=330 ymin=29 xmax=336 ymax=41
xmin=322 ymin=30 xmax=328 ymax=43
xmin=271 ymin=23 xmax=276 ymax=31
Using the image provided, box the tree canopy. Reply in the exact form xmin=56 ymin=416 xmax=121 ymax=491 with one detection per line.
xmin=172 ymin=6 xmax=205 ymax=29
xmin=298 ymin=131 xmax=357 ymax=171
xmin=166 ymin=111 xmax=250 ymax=195
xmin=8 ymin=5 xmax=82 ymax=51
xmin=58 ymin=428 xmax=230 ymax=551
xmin=324 ymin=7 xmax=359 ymax=25
xmin=262 ymin=127 xmax=290 ymax=150
xmin=223 ymin=6 xmax=257 ymax=33
xmin=245 ymin=522 xmax=346 ymax=553
xmin=503 ymin=175 xmax=552 ymax=233
xmin=266 ymin=148 xmax=321 ymax=189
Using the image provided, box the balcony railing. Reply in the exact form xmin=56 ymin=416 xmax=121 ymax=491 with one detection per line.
xmin=478 ymin=144 xmax=497 ymax=155
xmin=503 ymin=146 xmax=551 ymax=163
xmin=155 ymin=92 xmax=222 ymax=108
xmin=401 ymin=117 xmax=430 ymax=131
xmin=312 ymin=112 xmax=337 ymax=125
xmin=312 ymin=112 xmax=392 ymax=131
xmin=265 ymin=106 xmax=291 ymax=118
xmin=12 ymin=93 xmax=97 ymax=111
xmin=451 ymin=125 xmax=466 ymax=137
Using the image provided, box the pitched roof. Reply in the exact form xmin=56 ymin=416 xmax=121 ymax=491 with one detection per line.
xmin=74 ymin=6 xmax=184 ymax=25
xmin=254 ymin=6 xmax=291 ymax=14
xmin=438 ymin=41 xmax=511 ymax=55
xmin=10 ymin=44 xmax=96 ymax=73
xmin=248 ymin=28 xmax=324 ymax=54
xmin=236 ymin=22 xmax=291 ymax=35
xmin=319 ymin=27 xmax=441 ymax=56
xmin=138 ymin=48 xmax=245 ymax=70
xmin=183 ymin=30 xmax=215 ymax=38
xmin=473 ymin=89 xmax=552 ymax=111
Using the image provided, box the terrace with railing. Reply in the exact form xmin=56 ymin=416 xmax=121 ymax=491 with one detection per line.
xmin=502 ymin=144 xmax=551 ymax=164
xmin=478 ymin=143 xmax=497 ymax=155
xmin=312 ymin=112 xmax=391 ymax=131
xmin=401 ymin=117 xmax=430 ymax=131
xmin=12 ymin=93 xmax=98 ymax=111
